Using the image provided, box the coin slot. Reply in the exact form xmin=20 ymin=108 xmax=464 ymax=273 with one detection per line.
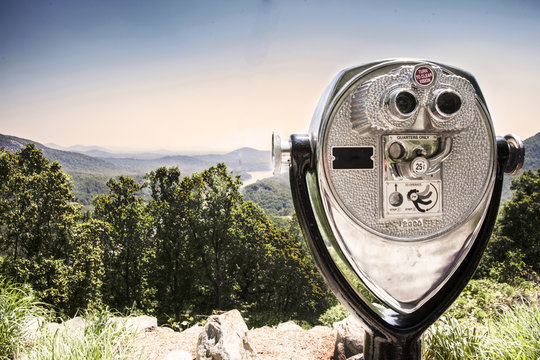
xmin=332 ymin=147 xmax=374 ymax=169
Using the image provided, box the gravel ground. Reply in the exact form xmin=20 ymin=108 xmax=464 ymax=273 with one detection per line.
xmin=129 ymin=323 xmax=336 ymax=360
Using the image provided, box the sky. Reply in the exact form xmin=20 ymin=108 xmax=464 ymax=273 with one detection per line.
xmin=1 ymin=0 xmax=540 ymax=153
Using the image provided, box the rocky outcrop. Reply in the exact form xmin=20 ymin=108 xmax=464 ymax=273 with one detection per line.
xmin=276 ymin=321 xmax=303 ymax=331
xmin=125 ymin=315 xmax=158 ymax=332
xmin=65 ymin=316 xmax=85 ymax=334
xmin=196 ymin=309 xmax=257 ymax=360
xmin=333 ymin=315 xmax=364 ymax=360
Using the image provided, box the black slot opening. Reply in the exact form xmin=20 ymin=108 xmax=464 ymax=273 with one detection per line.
xmin=332 ymin=147 xmax=374 ymax=169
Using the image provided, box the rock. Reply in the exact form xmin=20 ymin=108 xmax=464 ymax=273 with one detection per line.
xmin=308 ymin=325 xmax=332 ymax=334
xmin=21 ymin=316 xmax=45 ymax=342
xmin=335 ymin=343 xmax=346 ymax=360
xmin=196 ymin=309 xmax=256 ymax=360
xmin=182 ymin=324 xmax=203 ymax=336
xmin=43 ymin=322 xmax=62 ymax=335
xmin=125 ymin=315 xmax=158 ymax=332
xmin=64 ymin=316 xmax=85 ymax=333
xmin=276 ymin=321 xmax=303 ymax=331
xmin=164 ymin=350 xmax=193 ymax=360
xmin=333 ymin=316 xmax=364 ymax=359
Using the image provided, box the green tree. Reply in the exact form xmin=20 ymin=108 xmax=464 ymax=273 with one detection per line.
xmin=231 ymin=202 xmax=335 ymax=326
xmin=0 ymin=145 xmax=77 ymax=313
xmin=65 ymin=219 xmax=110 ymax=314
xmin=478 ymin=169 xmax=540 ymax=283
xmin=0 ymin=144 xmax=75 ymax=263
xmin=186 ymin=164 xmax=243 ymax=311
xmin=145 ymin=167 xmax=196 ymax=322
xmin=241 ymin=176 xmax=294 ymax=217
xmin=93 ymin=176 xmax=152 ymax=312
xmin=227 ymin=201 xmax=277 ymax=318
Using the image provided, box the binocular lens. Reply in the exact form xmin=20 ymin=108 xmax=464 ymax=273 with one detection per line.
xmin=437 ymin=91 xmax=461 ymax=115
xmin=396 ymin=91 xmax=417 ymax=115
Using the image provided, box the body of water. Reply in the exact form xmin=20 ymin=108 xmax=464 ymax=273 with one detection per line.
xmin=242 ymin=171 xmax=274 ymax=186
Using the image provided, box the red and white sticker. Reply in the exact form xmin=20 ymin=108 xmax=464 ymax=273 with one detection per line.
xmin=414 ymin=66 xmax=434 ymax=86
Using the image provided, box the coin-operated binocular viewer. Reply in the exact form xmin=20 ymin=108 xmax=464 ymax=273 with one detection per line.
xmin=272 ymin=59 xmax=524 ymax=360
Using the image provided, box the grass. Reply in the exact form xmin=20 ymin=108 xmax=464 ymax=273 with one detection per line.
xmin=318 ymin=279 xmax=539 ymax=359
xmin=1 ymin=277 xmax=141 ymax=360
xmin=424 ymin=304 xmax=539 ymax=360
xmin=23 ymin=310 xmax=141 ymax=360
xmin=0 ymin=277 xmax=46 ymax=360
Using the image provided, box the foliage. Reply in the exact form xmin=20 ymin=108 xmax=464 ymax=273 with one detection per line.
xmin=66 ymin=220 xmax=109 ymax=314
xmin=186 ymin=164 xmax=244 ymax=312
xmin=318 ymin=304 xmax=349 ymax=327
xmin=145 ymin=165 xmax=334 ymax=327
xmin=70 ymin=172 xmax=111 ymax=206
xmin=425 ymin=279 xmax=539 ymax=359
xmin=496 ymin=169 xmax=540 ymax=274
xmin=424 ymin=304 xmax=540 ymax=360
xmin=0 ymin=147 xmax=334 ymax=325
xmin=0 ymin=144 xmax=76 ymax=261
xmin=0 ymin=277 xmax=47 ymax=360
xmin=93 ymin=176 xmax=152 ymax=313
xmin=145 ymin=166 xmax=196 ymax=323
xmin=0 ymin=145 xmax=79 ymax=315
xmin=22 ymin=309 xmax=140 ymax=360
xmin=233 ymin=202 xmax=335 ymax=326
xmin=242 ymin=175 xmax=294 ymax=217
xmin=445 ymin=279 xmax=538 ymax=322
xmin=478 ymin=168 xmax=540 ymax=284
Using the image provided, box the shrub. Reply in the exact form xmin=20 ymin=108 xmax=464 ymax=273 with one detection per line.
xmin=318 ymin=304 xmax=349 ymax=327
xmin=446 ymin=279 xmax=538 ymax=322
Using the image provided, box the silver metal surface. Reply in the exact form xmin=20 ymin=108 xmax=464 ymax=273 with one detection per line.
xmin=503 ymin=134 xmax=525 ymax=175
xmin=272 ymin=131 xmax=291 ymax=175
xmin=305 ymin=59 xmax=497 ymax=316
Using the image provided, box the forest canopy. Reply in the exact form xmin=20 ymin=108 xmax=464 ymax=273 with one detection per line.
xmin=0 ymin=144 xmax=334 ymax=327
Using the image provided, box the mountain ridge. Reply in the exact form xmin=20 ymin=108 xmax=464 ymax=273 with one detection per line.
xmin=1 ymin=134 xmax=122 ymax=174
xmin=4 ymin=132 xmax=538 ymax=208
xmin=1 ymin=134 xmax=271 ymax=175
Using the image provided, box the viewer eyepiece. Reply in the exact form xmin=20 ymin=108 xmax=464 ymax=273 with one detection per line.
xmin=388 ymin=89 xmax=418 ymax=119
xmin=396 ymin=91 xmax=417 ymax=115
xmin=435 ymin=90 xmax=462 ymax=116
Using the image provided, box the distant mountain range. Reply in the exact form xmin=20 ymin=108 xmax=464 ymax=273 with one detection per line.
xmin=1 ymin=134 xmax=272 ymax=177
xmin=1 ymin=134 xmax=120 ymax=175
xmin=1 ymin=134 xmax=273 ymax=207
xmin=44 ymin=143 xmax=188 ymax=160
xmin=2 ymin=132 xmax=538 ymax=208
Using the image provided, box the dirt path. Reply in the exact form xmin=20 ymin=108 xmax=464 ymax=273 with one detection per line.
xmin=130 ymin=324 xmax=336 ymax=360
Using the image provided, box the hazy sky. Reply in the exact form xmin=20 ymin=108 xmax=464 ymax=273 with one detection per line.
xmin=1 ymin=0 xmax=539 ymax=152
